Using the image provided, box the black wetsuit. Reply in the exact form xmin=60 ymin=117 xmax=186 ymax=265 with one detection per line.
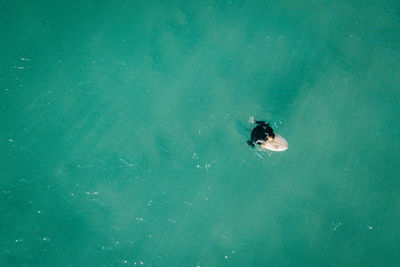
xmin=247 ymin=121 xmax=275 ymax=147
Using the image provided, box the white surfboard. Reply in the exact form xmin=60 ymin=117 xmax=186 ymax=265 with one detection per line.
xmin=261 ymin=134 xmax=288 ymax=152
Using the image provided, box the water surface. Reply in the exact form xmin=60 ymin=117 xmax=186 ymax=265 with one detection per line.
xmin=1 ymin=0 xmax=400 ymax=266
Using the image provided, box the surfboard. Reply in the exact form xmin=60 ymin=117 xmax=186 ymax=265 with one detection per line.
xmin=261 ymin=134 xmax=288 ymax=151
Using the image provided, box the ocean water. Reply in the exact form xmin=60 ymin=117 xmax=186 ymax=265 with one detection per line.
xmin=1 ymin=0 xmax=400 ymax=266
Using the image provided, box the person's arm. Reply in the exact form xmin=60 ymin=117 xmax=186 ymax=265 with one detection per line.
xmin=265 ymin=124 xmax=275 ymax=138
xmin=247 ymin=140 xmax=255 ymax=147
xmin=258 ymin=122 xmax=275 ymax=138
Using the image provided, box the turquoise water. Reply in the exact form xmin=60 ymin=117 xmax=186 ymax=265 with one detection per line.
xmin=1 ymin=0 xmax=400 ymax=266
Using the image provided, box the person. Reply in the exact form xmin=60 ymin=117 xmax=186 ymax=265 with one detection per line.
xmin=247 ymin=120 xmax=275 ymax=147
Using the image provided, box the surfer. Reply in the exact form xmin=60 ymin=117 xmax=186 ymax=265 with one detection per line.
xmin=246 ymin=117 xmax=288 ymax=151
xmin=247 ymin=119 xmax=275 ymax=147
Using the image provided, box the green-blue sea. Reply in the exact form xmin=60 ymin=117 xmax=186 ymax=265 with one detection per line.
xmin=1 ymin=0 xmax=400 ymax=266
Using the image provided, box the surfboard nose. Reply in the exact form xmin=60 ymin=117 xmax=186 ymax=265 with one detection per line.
xmin=280 ymin=138 xmax=288 ymax=151
xmin=282 ymin=138 xmax=288 ymax=149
